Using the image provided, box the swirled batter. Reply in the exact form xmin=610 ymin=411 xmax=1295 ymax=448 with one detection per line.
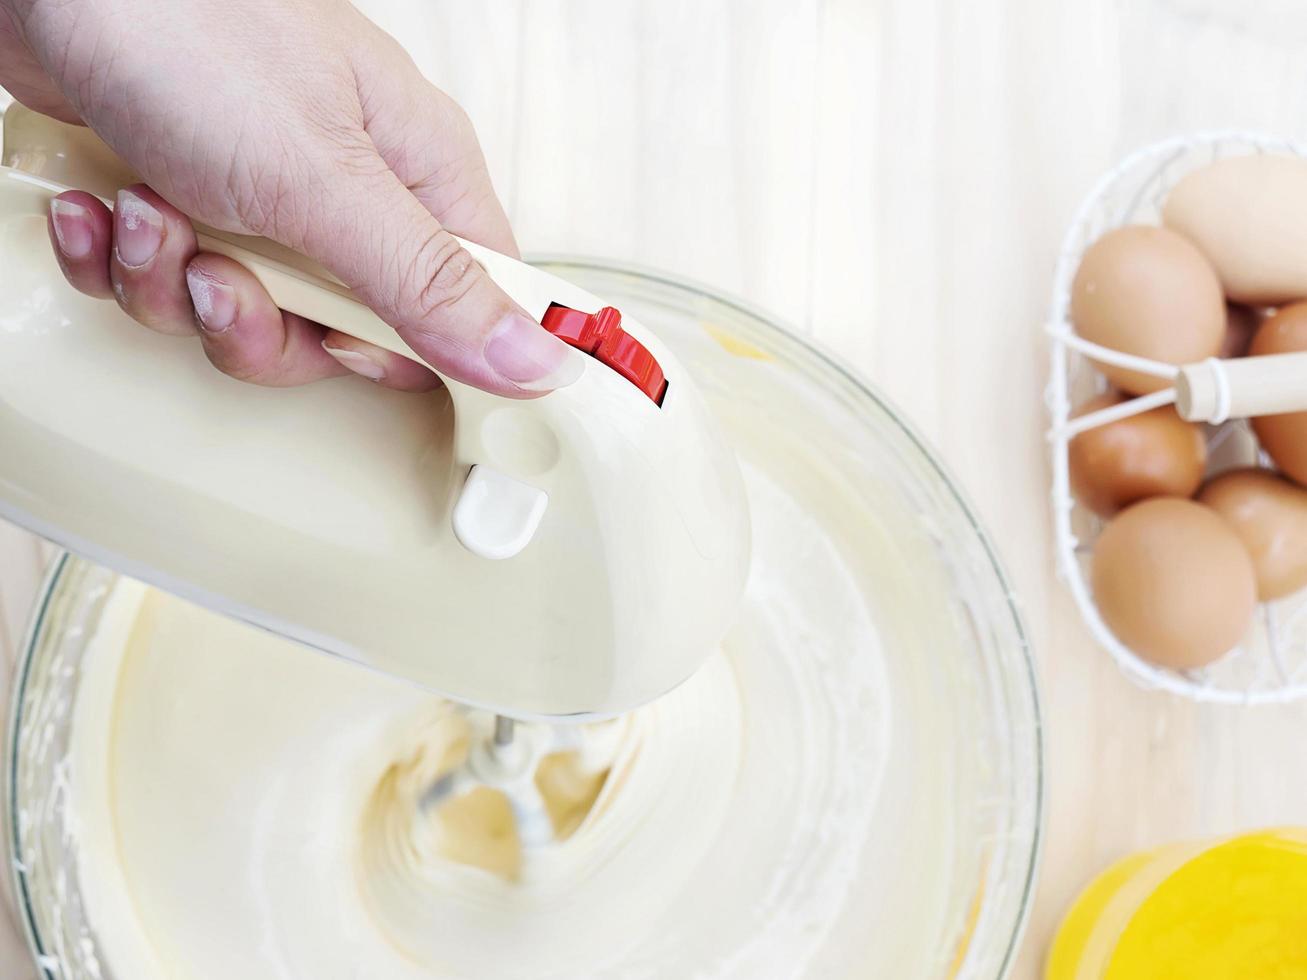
xmin=68 ymin=468 xmax=894 ymax=979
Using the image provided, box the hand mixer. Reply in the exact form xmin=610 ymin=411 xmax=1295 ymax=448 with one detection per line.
xmin=0 ymin=106 xmax=752 ymax=840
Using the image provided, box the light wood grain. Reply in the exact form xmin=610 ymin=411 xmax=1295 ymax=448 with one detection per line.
xmin=4 ymin=1 xmax=1307 ymax=976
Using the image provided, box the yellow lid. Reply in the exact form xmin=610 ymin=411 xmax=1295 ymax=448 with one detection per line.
xmin=1107 ymin=830 xmax=1307 ymax=979
xmin=1048 ymin=830 xmax=1307 ymax=979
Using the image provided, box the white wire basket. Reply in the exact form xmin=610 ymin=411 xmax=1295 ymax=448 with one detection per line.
xmin=1047 ymin=131 xmax=1307 ymax=705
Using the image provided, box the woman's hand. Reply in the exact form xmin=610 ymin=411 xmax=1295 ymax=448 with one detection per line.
xmin=0 ymin=0 xmax=580 ymax=394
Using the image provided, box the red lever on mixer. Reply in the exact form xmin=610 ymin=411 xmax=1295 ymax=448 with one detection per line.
xmin=541 ymin=303 xmax=668 ymax=405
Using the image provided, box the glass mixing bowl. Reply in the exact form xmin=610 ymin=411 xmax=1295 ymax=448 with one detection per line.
xmin=6 ymin=259 xmax=1042 ymax=979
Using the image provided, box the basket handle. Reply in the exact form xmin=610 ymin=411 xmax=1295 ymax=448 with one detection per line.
xmin=1177 ymin=354 xmax=1307 ymax=424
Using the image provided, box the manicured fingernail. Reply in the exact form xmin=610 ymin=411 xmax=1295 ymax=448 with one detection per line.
xmin=186 ymin=266 xmax=236 ymax=333
xmin=114 ymin=189 xmax=163 ymax=267
xmin=50 ymin=198 xmax=93 ymax=259
xmin=484 ymin=313 xmax=585 ymax=391
xmin=322 ymin=342 xmax=386 ymax=381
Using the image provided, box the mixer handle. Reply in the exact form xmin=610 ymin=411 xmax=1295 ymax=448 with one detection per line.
xmin=193 ymin=229 xmax=556 ymax=368
xmin=5 ymin=167 xmax=674 ymax=562
xmin=188 ymin=211 xmax=641 ymax=565
xmin=8 ymin=166 xmax=601 ymax=383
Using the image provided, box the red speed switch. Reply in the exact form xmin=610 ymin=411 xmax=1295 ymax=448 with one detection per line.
xmin=540 ymin=303 xmax=668 ymax=405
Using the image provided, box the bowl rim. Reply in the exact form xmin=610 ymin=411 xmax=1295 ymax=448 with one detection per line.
xmin=7 ymin=256 xmax=1044 ymax=980
xmin=7 ymin=550 xmax=73 ymax=979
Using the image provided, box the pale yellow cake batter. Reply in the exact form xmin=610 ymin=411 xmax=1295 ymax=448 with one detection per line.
xmin=67 ymin=466 xmax=894 ymax=979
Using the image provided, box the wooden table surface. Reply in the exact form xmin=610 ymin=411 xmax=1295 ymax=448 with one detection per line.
xmin=4 ymin=1 xmax=1307 ymax=976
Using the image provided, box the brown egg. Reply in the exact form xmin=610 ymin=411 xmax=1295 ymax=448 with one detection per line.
xmin=1163 ymin=154 xmax=1307 ymax=305
xmin=1092 ymin=498 xmax=1257 ymax=670
xmin=1199 ymin=468 xmax=1307 ymax=600
xmin=1069 ymin=392 xmax=1207 ymax=517
xmin=1071 ymin=226 xmax=1225 ymax=394
xmin=1250 ymin=302 xmax=1307 ymax=485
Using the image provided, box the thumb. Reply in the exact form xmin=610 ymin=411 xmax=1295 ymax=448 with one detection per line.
xmin=303 ymin=165 xmax=582 ymax=397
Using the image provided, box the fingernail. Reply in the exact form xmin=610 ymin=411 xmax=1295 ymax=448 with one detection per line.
xmin=322 ymin=342 xmax=386 ymax=381
xmin=114 ymin=189 xmax=163 ymax=267
xmin=484 ymin=313 xmax=585 ymax=391
xmin=186 ymin=266 xmax=237 ymax=333
xmin=50 ymin=198 xmax=93 ymax=259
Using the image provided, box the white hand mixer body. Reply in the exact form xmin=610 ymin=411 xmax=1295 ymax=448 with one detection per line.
xmin=0 ymin=109 xmax=752 ymax=727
